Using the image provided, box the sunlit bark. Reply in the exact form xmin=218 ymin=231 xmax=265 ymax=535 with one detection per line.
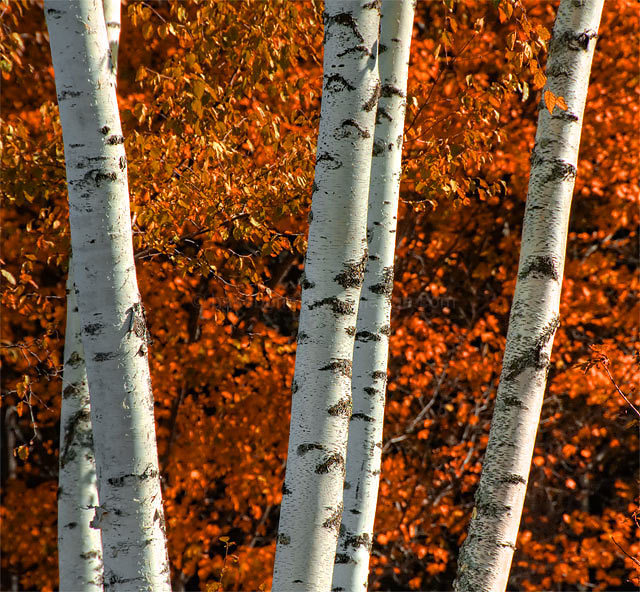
xmin=332 ymin=1 xmax=415 ymax=590
xmin=454 ymin=1 xmax=605 ymax=591
xmin=46 ymin=1 xmax=170 ymax=589
xmin=273 ymin=2 xmax=380 ymax=590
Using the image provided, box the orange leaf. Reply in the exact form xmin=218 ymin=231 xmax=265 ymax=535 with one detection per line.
xmin=544 ymin=90 xmax=556 ymax=114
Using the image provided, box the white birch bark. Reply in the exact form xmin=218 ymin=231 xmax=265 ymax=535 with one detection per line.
xmin=454 ymin=1 xmax=604 ymax=591
xmin=58 ymin=262 xmax=104 ymax=591
xmin=102 ymin=0 xmax=120 ymax=75
xmin=332 ymin=2 xmax=414 ymax=590
xmin=46 ymin=1 xmax=170 ymax=590
xmin=272 ymin=2 xmax=381 ymax=590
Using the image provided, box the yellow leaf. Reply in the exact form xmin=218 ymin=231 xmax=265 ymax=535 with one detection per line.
xmin=536 ymin=25 xmax=551 ymax=41
xmin=1 ymin=269 xmax=16 ymax=285
xmin=142 ymin=22 xmax=154 ymax=40
xmin=556 ymin=95 xmax=568 ymax=111
xmin=193 ymin=80 xmax=205 ymax=100
xmin=16 ymin=445 xmax=29 ymax=460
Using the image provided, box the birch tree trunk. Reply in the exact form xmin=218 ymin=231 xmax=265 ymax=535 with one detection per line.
xmin=46 ymin=1 xmax=170 ymax=590
xmin=58 ymin=262 xmax=104 ymax=591
xmin=454 ymin=1 xmax=604 ymax=590
xmin=272 ymin=2 xmax=380 ymax=590
xmin=332 ymin=2 xmax=414 ymax=590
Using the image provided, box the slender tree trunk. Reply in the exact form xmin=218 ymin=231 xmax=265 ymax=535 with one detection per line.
xmin=454 ymin=1 xmax=604 ymax=591
xmin=58 ymin=263 xmax=104 ymax=591
xmin=272 ymin=2 xmax=381 ymax=590
xmin=45 ymin=1 xmax=170 ymax=590
xmin=332 ymin=2 xmax=414 ymax=590
xmin=58 ymin=4 xmax=119 ymax=589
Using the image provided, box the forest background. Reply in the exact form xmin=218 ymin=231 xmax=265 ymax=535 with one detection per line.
xmin=1 ymin=0 xmax=638 ymax=590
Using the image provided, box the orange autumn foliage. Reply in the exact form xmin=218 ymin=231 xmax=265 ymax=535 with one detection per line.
xmin=1 ymin=1 xmax=638 ymax=591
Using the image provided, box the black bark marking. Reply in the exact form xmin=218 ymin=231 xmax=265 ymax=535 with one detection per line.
xmin=94 ymin=171 xmax=118 ymax=186
xmin=324 ymin=74 xmax=356 ymax=93
xmin=296 ymin=332 xmax=309 ymax=343
xmin=503 ymin=315 xmax=560 ymax=381
xmin=83 ymin=323 xmax=103 ymax=335
xmin=335 ymin=252 xmax=367 ymax=288
xmin=372 ymin=139 xmax=386 ymax=156
xmin=291 ymin=380 xmax=299 ymax=394
xmin=476 ymin=498 xmax=511 ymax=517
xmin=518 ymin=255 xmax=559 ymax=281
xmin=376 ymin=107 xmax=392 ymax=123
xmin=62 ymin=384 xmax=77 ymax=399
xmin=316 ymin=152 xmax=343 ymax=170
xmin=372 ymin=371 xmax=386 ymax=381
xmin=552 ymin=110 xmax=579 ymax=122
xmin=328 ymin=398 xmax=352 ymax=418
xmin=363 ymin=80 xmax=381 ymax=112
xmin=315 ymin=453 xmax=345 ymax=474
xmin=282 ymin=482 xmax=292 ymax=495
xmin=319 ymin=359 xmax=352 ymax=378
xmin=380 ymin=84 xmax=405 ymax=99
xmin=94 ymin=351 xmax=117 ymax=361
xmin=300 ymin=272 xmax=315 ymax=290
xmin=100 ymin=126 xmax=110 ymax=135
xmin=69 ymin=143 xmax=85 ymax=148
xmin=322 ymin=503 xmax=344 ymax=532
xmin=545 ymin=160 xmax=577 ymax=183
xmin=343 ymin=532 xmax=372 ymax=550
xmin=277 ymin=533 xmax=291 ymax=545
xmin=58 ymin=90 xmax=81 ymax=100
xmin=60 ymin=409 xmax=92 ymax=469
xmin=502 ymin=396 xmax=525 ymax=408
xmin=369 ymin=265 xmax=394 ymax=297
xmin=119 ymin=155 xmax=127 ymax=171
xmin=324 ymin=12 xmax=364 ymax=43
xmin=297 ymin=443 xmax=326 ymax=455
xmin=362 ymin=0 xmax=381 ymax=9
xmin=338 ymin=118 xmax=370 ymax=139
xmin=553 ymin=29 xmax=598 ymax=52
xmin=107 ymin=464 xmax=158 ymax=487
xmin=356 ymin=330 xmax=381 ymax=342
xmin=337 ymin=45 xmax=373 ymax=58
xmin=309 ymin=297 xmax=355 ymax=315
xmin=351 ymin=413 xmax=375 ymax=422
xmin=334 ymin=554 xmax=352 ymax=565
xmin=106 ymin=135 xmax=125 ymax=145
xmin=66 ymin=351 xmax=82 ymax=368
xmin=345 ymin=325 xmax=356 ymax=336
xmin=46 ymin=8 xmax=63 ymax=16
xmin=503 ymin=473 xmax=527 ymax=485
xmin=363 ymin=386 xmax=378 ymax=396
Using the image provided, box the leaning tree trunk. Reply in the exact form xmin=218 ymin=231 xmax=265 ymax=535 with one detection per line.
xmin=58 ymin=263 xmax=104 ymax=591
xmin=272 ymin=2 xmax=380 ymax=591
xmin=454 ymin=1 xmax=604 ymax=591
xmin=332 ymin=1 xmax=414 ymax=590
xmin=45 ymin=1 xmax=170 ymax=590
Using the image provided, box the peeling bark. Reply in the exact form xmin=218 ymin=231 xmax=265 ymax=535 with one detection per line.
xmin=454 ymin=2 xmax=604 ymax=591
